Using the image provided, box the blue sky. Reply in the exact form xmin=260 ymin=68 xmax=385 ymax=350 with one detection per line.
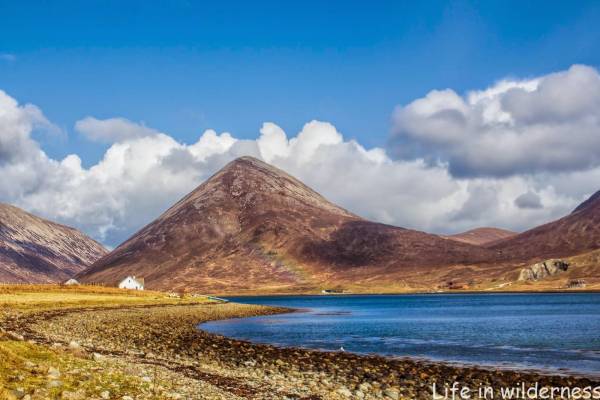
xmin=2 ymin=1 xmax=600 ymax=246
xmin=2 ymin=0 xmax=599 ymax=166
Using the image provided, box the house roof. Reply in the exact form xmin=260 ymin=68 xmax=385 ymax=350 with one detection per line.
xmin=120 ymin=276 xmax=144 ymax=286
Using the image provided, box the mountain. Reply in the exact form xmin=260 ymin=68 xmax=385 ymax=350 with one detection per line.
xmin=78 ymin=156 xmax=496 ymax=293
xmin=444 ymin=227 xmax=517 ymax=246
xmin=0 ymin=203 xmax=108 ymax=283
xmin=489 ymin=190 xmax=600 ymax=262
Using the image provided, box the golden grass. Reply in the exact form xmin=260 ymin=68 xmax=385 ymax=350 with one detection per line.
xmin=0 ymin=284 xmax=160 ymax=295
xmin=0 ymin=338 xmax=154 ymax=399
xmin=0 ymin=285 xmax=218 ymax=399
xmin=0 ymin=284 xmax=212 ymax=311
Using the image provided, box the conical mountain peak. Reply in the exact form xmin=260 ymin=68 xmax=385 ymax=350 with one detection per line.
xmin=79 ymin=157 xmax=495 ymax=292
xmin=165 ymin=156 xmax=357 ymax=221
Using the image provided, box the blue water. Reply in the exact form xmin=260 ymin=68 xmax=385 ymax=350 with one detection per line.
xmin=200 ymin=293 xmax=600 ymax=377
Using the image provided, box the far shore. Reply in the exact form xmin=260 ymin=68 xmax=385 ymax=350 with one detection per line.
xmin=209 ymin=287 xmax=600 ymax=297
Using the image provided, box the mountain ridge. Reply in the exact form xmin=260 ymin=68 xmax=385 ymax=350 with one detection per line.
xmin=488 ymin=190 xmax=600 ymax=262
xmin=0 ymin=203 xmax=108 ymax=283
xmin=78 ymin=157 xmax=496 ymax=292
xmin=443 ymin=227 xmax=517 ymax=246
xmin=77 ymin=157 xmax=600 ymax=293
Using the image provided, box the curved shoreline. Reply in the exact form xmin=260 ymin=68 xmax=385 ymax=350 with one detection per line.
xmin=200 ymin=306 xmax=600 ymax=381
xmin=13 ymin=302 xmax=600 ymax=399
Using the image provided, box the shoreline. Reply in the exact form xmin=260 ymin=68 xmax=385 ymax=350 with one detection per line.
xmin=218 ymin=289 xmax=600 ymax=297
xmin=200 ymin=305 xmax=600 ymax=382
xmin=10 ymin=301 xmax=600 ymax=399
xmin=199 ymin=311 xmax=600 ymax=382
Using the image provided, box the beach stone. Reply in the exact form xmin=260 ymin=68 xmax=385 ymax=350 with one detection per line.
xmin=68 ymin=341 xmax=81 ymax=350
xmin=47 ymin=367 xmax=61 ymax=379
xmin=61 ymin=391 xmax=87 ymax=400
xmin=7 ymin=331 xmax=24 ymax=341
xmin=92 ymin=352 xmax=105 ymax=362
xmin=10 ymin=388 xmax=25 ymax=399
xmin=100 ymin=391 xmax=110 ymax=399
xmin=23 ymin=361 xmax=36 ymax=369
xmin=122 ymin=396 xmax=133 ymax=400
xmin=383 ymin=388 xmax=400 ymax=400
xmin=337 ymin=387 xmax=352 ymax=397
xmin=359 ymin=382 xmax=371 ymax=391
xmin=47 ymin=380 xmax=63 ymax=388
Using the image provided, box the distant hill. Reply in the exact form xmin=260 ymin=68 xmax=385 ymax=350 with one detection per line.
xmin=78 ymin=157 xmax=495 ymax=293
xmin=488 ymin=190 xmax=600 ymax=263
xmin=444 ymin=227 xmax=517 ymax=246
xmin=0 ymin=203 xmax=107 ymax=283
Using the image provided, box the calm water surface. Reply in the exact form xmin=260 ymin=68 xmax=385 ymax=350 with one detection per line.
xmin=200 ymin=293 xmax=600 ymax=377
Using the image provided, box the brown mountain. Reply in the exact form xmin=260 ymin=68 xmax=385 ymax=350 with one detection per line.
xmin=444 ymin=227 xmax=517 ymax=246
xmin=0 ymin=203 xmax=108 ymax=283
xmin=489 ymin=190 xmax=600 ymax=262
xmin=78 ymin=156 xmax=497 ymax=293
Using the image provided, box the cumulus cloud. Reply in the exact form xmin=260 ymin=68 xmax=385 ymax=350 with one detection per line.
xmin=75 ymin=117 xmax=160 ymax=143
xmin=514 ymin=191 xmax=543 ymax=210
xmin=391 ymin=65 xmax=600 ymax=177
xmin=1 ymin=66 xmax=599 ymax=246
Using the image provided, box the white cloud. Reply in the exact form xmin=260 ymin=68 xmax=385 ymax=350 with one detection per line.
xmin=75 ymin=117 xmax=159 ymax=143
xmin=1 ymin=67 xmax=599 ymax=247
xmin=514 ymin=191 xmax=543 ymax=210
xmin=391 ymin=65 xmax=600 ymax=177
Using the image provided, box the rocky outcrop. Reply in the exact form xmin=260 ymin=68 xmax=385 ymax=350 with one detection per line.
xmin=518 ymin=259 xmax=569 ymax=281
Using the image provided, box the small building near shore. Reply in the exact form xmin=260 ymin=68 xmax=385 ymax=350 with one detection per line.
xmin=64 ymin=278 xmax=80 ymax=286
xmin=321 ymin=289 xmax=344 ymax=294
xmin=118 ymin=276 xmax=144 ymax=290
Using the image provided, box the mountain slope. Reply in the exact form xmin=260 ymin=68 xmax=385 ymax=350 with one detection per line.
xmin=79 ymin=157 xmax=496 ymax=292
xmin=444 ymin=227 xmax=517 ymax=246
xmin=489 ymin=190 xmax=600 ymax=262
xmin=0 ymin=203 xmax=108 ymax=283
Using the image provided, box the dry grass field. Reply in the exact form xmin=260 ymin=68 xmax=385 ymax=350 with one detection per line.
xmin=0 ymin=284 xmax=185 ymax=311
xmin=0 ymin=285 xmax=215 ymax=400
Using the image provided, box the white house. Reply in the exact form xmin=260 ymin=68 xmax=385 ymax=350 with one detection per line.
xmin=64 ymin=278 xmax=79 ymax=286
xmin=118 ymin=276 xmax=144 ymax=290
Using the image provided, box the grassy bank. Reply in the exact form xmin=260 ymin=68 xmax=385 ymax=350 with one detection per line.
xmin=0 ymin=285 xmax=219 ymax=400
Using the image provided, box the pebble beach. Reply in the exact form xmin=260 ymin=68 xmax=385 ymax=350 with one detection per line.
xmin=2 ymin=301 xmax=598 ymax=399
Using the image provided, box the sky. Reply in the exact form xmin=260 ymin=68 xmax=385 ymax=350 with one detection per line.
xmin=1 ymin=1 xmax=600 ymax=247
